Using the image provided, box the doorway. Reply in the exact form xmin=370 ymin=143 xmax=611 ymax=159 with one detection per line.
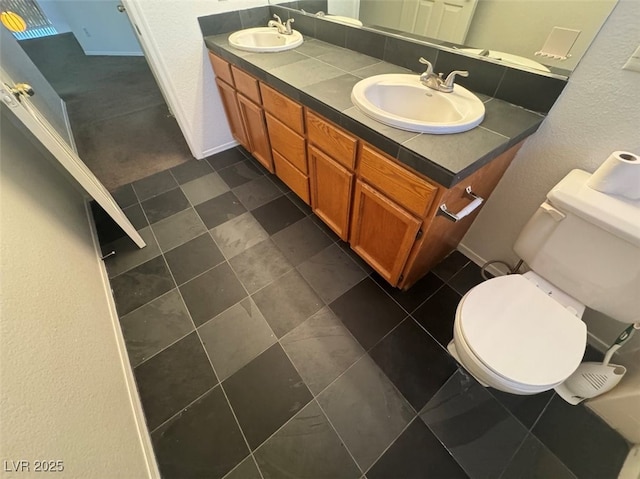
xmin=13 ymin=1 xmax=193 ymax=190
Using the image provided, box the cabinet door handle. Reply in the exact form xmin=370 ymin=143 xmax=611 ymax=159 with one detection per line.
xmin=438 ymin=187 xmax=484 ymax=222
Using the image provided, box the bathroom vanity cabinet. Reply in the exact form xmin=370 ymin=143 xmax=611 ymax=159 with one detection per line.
xmin=210 ymin=52 xmax=274 ymax=173
xmin=208 ymin=52 xmax=521 ymax=289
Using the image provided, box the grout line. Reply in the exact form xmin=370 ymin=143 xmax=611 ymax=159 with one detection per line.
xmin=478 ymin=124 xmax=510 ymax=140
xmin=133 ymin=218 xmax=197 ymax=353
xmin=497 ymin=433 xmax=529 ymax=479
xmin=361 ymin=416 xmax=420 ymax=477
xmin=418 ymin=372 xmax=479 ymax=477
xmin=129 ymin=318 xmax=195 ymax=370
xmin=528 ymin=391 xmax=556 ymax=432
xmin=196 ymin=249 xmax=275 ymax=479
xmin=195 ymin=325 xmax=267 ymax=479
xmin=148 ymin=384 xmax=218 ymax=436
xmin=312 ymin=398 xmax=365 ymax=476
xmin=410 ymin=315 xmax=456 ymax=358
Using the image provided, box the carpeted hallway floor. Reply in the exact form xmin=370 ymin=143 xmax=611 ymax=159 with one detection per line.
xmin=19 ymin=33 xmax=193 ymax=189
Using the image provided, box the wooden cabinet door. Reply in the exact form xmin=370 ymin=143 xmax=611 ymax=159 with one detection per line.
xmin=237 ymin=94 xmax=274 ymax=173
xmin=350 ymin=180 xmax=421 ymax=285
xmin=215 ymin=78 xmax=249 ymax=151
xmin=309 ymin=145 xmax=353 ymax=241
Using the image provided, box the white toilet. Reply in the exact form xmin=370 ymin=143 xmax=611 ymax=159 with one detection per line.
xmin=448 ymin=169 xmax=640 ymax=397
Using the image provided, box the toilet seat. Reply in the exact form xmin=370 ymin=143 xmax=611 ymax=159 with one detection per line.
xmin=456 ymin=274 xmax=587 ymax=388
xmin=451 ymin=319 xmax=560 ymax=394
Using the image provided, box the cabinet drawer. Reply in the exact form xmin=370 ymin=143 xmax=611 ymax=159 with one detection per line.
xmin=231 ymin=66 xmax=261 ymax=104
xmin=208 ymin=52 xmax=234 ymax=86
xmin=306 ymin=111 xmax=356 ymax=170
xmin=358 ymin=144 xmax=437 ymax=216
xmin=260 ymin=83 xmax=304 ymax=135
xmin=273 ymin=150 xmax=310 ymax=204
xmin=266 ymin=114 xmax=307 ymax=174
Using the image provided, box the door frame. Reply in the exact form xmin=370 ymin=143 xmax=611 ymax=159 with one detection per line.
xmin=120 ymin=0 xmax=199 ymax=160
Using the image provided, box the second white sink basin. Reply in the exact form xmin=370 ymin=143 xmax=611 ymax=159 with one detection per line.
xmin=351 ymin=74 xmax=485 ymax=134
xmin=228 ymin=27 xmax=303 ymax=53
xmin=459 ymin=48 xmax=551 ymax=72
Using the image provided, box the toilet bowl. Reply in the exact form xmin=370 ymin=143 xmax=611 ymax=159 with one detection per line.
xmin=447 ymin=170 xmax=640 ymax=399
xmin=448 ymin=272 xmax=587 ymax=395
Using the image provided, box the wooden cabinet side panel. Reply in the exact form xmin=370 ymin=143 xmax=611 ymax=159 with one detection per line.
xmin=208 ymin=52 xmax=234 ymax=85
xmin=215 ymin=78 xmax=249 ymax=150
xmin=231 ymin=66 xmax=261 ymax=104
xmin=308 ymin=145 xmax=353 ymax=241
xmin=350 ymin=181 xmax=421 ymax=285
xmin=306 ymin=111 xmax=357 ymax=170
xmin=265 ymin=114 xmax=307 ymax=173
xmin=259 ymin=83 xmax=304 ymax=135
xmin=399 ymin=142 xmax=523 ymax=289
xmin=237 ymin=94 xmax=274 ymax=173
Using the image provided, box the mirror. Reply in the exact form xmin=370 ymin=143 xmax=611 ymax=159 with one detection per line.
xmin=271 ymin=0 xmax=617 ymax=74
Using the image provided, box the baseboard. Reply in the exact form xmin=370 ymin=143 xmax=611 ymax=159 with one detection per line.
xmin=84 ymin=201 xmax=160 ymax=479
xmin=84 ymin=50 xmax=144 ymax=56
xmin=586 ymin=331 xmax=609 ymax=353
xmin=200 ymin=139 xmax=239 ymax=159
xmin=456 ymin=242 xmax=512 ymax=277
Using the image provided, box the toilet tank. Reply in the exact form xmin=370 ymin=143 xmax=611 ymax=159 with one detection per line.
xmin=514 ymin=170 xmax=640 ymax=324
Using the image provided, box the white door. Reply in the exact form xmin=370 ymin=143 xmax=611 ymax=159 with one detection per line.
xmin=0 ymin=28 xmax=145 ymax=248
xmin=400 ymin=0 xmax=478 ymax=44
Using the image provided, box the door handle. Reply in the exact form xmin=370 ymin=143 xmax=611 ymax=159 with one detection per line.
xmin=9 ymin=83 xmax=34 ymax=101
xmin=117 ymin=4 xmax=126 ymax=12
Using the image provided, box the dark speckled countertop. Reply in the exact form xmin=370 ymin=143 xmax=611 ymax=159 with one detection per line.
xmin=205 ymin=34 xmax=544 ymax=188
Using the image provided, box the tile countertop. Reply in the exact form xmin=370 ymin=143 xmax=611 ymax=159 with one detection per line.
xmin=205 ymin=34 xmax=545 ymax=188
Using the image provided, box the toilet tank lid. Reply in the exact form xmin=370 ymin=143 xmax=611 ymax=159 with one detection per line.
xmin=547 ymin=169 xmax=640 ymax=247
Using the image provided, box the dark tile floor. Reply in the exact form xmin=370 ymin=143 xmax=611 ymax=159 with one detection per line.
xmin=95 ymin=146 xmax=629 ymax=479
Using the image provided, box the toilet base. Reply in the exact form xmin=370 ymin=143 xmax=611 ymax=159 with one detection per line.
xmin=447 ymin=340 xmax=489 ymax=387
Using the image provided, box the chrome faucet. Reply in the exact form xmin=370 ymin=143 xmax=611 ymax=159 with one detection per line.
xmin=418 ymin=57 xmax=469 ymax=93
xmin=268 ymin=14 xmax=294 ymax=35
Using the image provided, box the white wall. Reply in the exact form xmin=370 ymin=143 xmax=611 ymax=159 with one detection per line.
xmin=328 ymin=0 xmax=360 ymax=18
xmin=0 ymin=107 xmax=154 ymax=478
xmin=465 ymin=0 xmax=617 ymax=71
xmin=461 ymin=0 xmax=640 ymax=362
xmin=128 ymin=0 xmax=267 ymax=159
xmin=37 ymin=0 xmax=71 ymax=33
xmin=45 ymin=0 xmax=143 ymax=55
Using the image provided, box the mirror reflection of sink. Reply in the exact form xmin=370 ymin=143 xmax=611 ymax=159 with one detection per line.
xmin=351 ymin=74 xmax=485 ymax=134
xmin=323 ymin=15 xmax=363 ymax=27
xmin=458 ymin=48 xmax=550 ymax=72
xmin=228 ymin=27 xmax=303 ymax=53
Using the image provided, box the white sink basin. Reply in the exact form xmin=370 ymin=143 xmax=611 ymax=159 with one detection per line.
xmin=351 ymin=74 xmax=485 ymax=134
xmin=228 ymin=27 xmax=303 ymax=53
